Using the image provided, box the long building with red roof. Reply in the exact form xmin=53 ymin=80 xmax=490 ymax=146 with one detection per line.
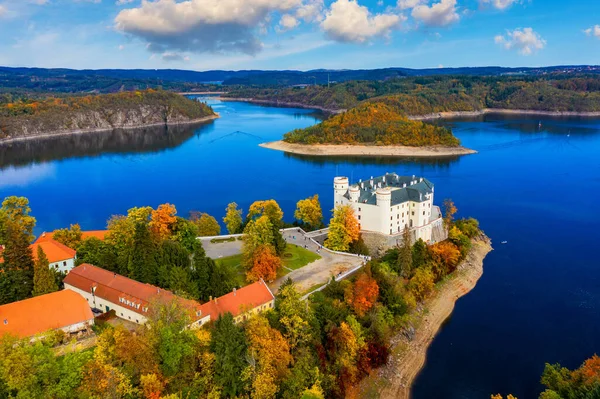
xmin=63 ymin=263 xmax=275 ymax=327
xmin=0 ymin=290 xmax=94 ymax=339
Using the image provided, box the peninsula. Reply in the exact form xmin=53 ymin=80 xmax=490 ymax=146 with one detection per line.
xmin=356 ymin=234 xmax=493 ymax=399
xmin=0 ymin=90 xmax=217 ymax=143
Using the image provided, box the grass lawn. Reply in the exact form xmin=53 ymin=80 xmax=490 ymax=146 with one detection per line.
xmin=217 ymin=244 xmax=321 ymax=283
xmin=282 ymin=244 xmax=321 ymax=270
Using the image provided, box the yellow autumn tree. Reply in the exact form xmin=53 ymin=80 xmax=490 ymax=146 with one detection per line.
xmin=223 ymin=202 xmax=243 ymax=234
xmin=294 ymin=194 xmax=323 ymax=230
xmin=243 ymin=215 xmax=275 ymax=268
xmin=244 ymin=315 xmax=292 ymax=399
xmin=325 ymin=205 xmax=360 ymax=251
xmin=247 ymin=200 xmax=284 ymax=228
xmin=247 ymin=244 xmax=282 ymax=282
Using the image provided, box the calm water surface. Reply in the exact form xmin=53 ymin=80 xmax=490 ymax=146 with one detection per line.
xmin=1 ymin=99 xmax=600 ymax=398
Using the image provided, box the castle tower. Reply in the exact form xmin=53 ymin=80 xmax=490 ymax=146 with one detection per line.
xmin=376 ymin=187 xmax=392 ymax=234
xmin=333 ymin=176 xmax=349 ymax=205
xmin=349 ymin=185 xmax=360 ymax=202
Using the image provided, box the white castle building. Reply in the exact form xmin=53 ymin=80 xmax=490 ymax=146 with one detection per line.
xmin=334 ymin=173 xmax=444 ymax=243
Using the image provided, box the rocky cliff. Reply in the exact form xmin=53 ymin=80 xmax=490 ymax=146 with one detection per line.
xmin=0 ymin=90 xmax=216 ymax=142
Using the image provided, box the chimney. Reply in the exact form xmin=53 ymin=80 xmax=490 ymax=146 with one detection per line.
xmin=3 ymin=319 xmax=7 ymax=325
xmin=42 ymin=232 xmax=46 ymax=237
xmin=113 ymin=272 xmax=116 ymax=277
xmin=214 ymin=297 xmax=218 ymax=304
xmin=209 ymin=296 xmax=213 ymax=301
xmin=233 ymin=288 xmax=237 ymax=296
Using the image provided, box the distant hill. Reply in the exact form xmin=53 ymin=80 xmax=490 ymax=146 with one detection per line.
xmin=226 ymin=75 xmax=600 ymax=113
xmin=1 ymin=65 xmax=599 ymax=96
xmin=0 ymin=90 xmax=215 ymax=141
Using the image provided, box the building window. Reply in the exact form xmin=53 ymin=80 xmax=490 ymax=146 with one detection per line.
xmin=390 ymin=216 xmax=393 ymax=220
xmin=63 ymin=261 xmax=67 ymax=266
xmin=358 ymin=207 xmax=361 ymax=211
xmin=120 ymin=313 xmax=123 ymax=316
xmin=423 ymin=211 xmax=425 ymax=216
xmin=412 ymin=211 xmax=415 ymax=216
xmin=358 ymin=215 xmax=361 ymax=220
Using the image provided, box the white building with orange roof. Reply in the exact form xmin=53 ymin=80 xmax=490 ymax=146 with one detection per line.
xmin=64 ymin=263 xmax=276 ymax=328
xmin=31 ymin=234 xmax=77 ymax=273
xmin=0 ymin=290 xmax=94 ymax=339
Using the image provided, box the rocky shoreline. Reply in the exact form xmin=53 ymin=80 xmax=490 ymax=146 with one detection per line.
xmin=354 ymin=234 xmax=493 ymax=399
xmin=0 ymin=114 xmax=219 ymax=145
xmin=259 ymin=140 xmax=476 ymax=157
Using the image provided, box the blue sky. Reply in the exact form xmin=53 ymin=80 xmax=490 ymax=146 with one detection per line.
xmin=0 ymin=0 xmax=598 ymax=71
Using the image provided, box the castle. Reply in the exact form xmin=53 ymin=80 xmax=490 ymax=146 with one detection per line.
xmin=333 ymin=173 xmax=444 ymax=243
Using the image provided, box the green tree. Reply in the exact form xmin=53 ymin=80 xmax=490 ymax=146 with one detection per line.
xmin=412 ymin=238 xmax=429 ymax=269
xmin=294 ymin=195 xmax=323 ymax=230
xmin=223 ymin=202 xmax=243 ymax=234
xmin=33 ymin=246 xmax=58 ymax=296
xmin=396 ymin=226 xmax=413 ymax=277
xmin=211 ymin=313 xmax=248 ymax=397
xmin=128 ymin=223 xmax=159 ymax=284
xmin=171 ymin=217 xmax=200 ymax=253
xmin=75 ymin=237 xmax=118 ymax=271
xmin=443 ymin=198 xmax=457 ymax=230
xmin=0 ymin=223 xmax=34 ymax=304
xmin=274 ymin=279 xmax=314 ymax=353
xmin=145 ymin=298 xmax=197 ymax=378
xmin=247 ymin=200 xmax=284 ymax=229
xmin=191 ymin=212 xmax=221 ymax=237
xmin=52 ymin=224 xmax=82 ymax=249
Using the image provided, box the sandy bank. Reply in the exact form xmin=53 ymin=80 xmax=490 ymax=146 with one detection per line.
xmin=409 ymin=108 xmax=600 ymax=120
xmin=0 ymin=114 xmax=219 ymax=145
xmin=354 ymin=235 xmax=493 ymax=399
xmin=259 ymin=140 xmax=476 ymax=158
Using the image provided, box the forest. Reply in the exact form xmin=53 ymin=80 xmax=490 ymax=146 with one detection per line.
xmin=0 ymin=194 xmax=485 ymax=398
xmin=0 ymin=90 xmax=215 ymax=140
xmin=225 ymin=75 xmax=600 ymax=114
xmin=283 ymin=102 xmax=461 ymax=147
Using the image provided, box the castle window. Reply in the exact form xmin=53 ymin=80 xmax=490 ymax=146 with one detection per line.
xmin=358 ymin=207 xmax=361 ymax=211
xmin=358 ymin=215 xmax=361 ymax=220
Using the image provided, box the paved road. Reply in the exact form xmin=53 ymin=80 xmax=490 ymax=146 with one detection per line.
xmin=199 ymin=237 xmax=243 ymax=259
xmin=270 ymin=229 xmax=365 ymax=294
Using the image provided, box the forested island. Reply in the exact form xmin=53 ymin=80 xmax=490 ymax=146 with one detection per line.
xmin=0 ymin=90 xmax=216 ymax=142
xmin=260 ymin=100 xmax=475 ymax=157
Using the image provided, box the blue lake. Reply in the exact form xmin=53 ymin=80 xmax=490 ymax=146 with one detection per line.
xmin=1 ymin=99 xmax=600 ymax=398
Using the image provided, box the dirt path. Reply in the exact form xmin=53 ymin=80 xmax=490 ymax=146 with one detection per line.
xmin=354 ymin=235 xmax=492 ymax=399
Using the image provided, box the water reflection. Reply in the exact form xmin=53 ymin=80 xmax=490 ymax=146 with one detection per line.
xmin=0 ymin=121 xmax=213 ymax=169
xmin=282 ymin=152 xmax=461 ymax=168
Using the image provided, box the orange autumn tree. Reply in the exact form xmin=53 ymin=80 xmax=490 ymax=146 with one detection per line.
xmin=247 ymin=244 xmax=282 ymax=282
xmin=149 ymin=203 xmax=177 ymax=240
xmin=429 ymin=241 xmax=461 ymax=278
xmin=345 ymin=273 xmax=379 ymax=317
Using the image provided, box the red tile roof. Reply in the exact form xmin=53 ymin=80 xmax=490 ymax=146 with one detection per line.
xmin=64 ymin=264 xmax=201 ymax=319
xmin=199 ymin=280 xmax=275 ymax=320
xmin=0 ymin=290 xmax=94 ymax=338
xmin=35 ymin=230 xmax=108 ymax=244
xmin=30 ymin=240 xmax=76 ymax=263
xmin=81 ymin=230 xmax=108 ymax=241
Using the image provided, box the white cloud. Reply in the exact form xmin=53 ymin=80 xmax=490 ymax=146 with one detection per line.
xmin=495 ymin=27 xmax=546 ymax=55
xmin=296 ymin=0 xmax=323 ymax=22
xmin=118 ymin=44 xmax=125 ymax=50
xmin=278 ymin=14 xmax=299 ymax=32
xmin=412 ymin=0 xmax=459 ymax=27
xmin=116 ymin=0 xmax=135 ymax=5
xmin=115 ymin=0 xmax=311 ymax=55
xmin=480 ymin=0 xmax=519 ymax=10
xmin=321 ymin=0 xmax=404 ymax=43
xmin=584 ymin=25 xmax=600 ymax=39
xmin=397 ymin=0 xmax=426 ymax=10
xmin=0 ymin=4 xmax=7 ymax=17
